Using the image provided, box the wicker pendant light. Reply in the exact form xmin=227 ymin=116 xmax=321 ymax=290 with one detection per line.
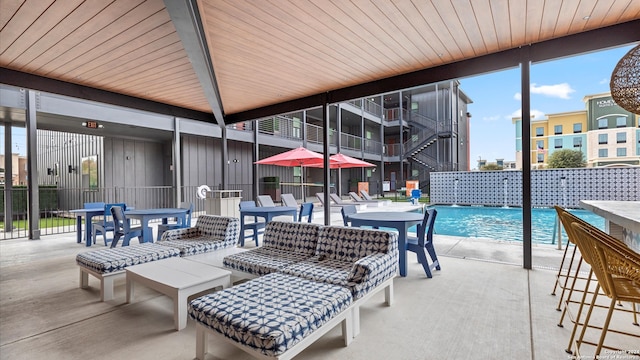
xmin=610 ymin=44 xmax=640 ymax=115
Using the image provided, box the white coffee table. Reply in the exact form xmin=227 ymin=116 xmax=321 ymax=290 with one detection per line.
xmin=185 ymin=246 xmax=255 ymax=281
xmin=126 ymin=257 xmax=231 ymax=330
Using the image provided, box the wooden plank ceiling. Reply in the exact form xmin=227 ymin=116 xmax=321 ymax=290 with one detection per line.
xmin=1 ymin=0 xmax=639 ymax=123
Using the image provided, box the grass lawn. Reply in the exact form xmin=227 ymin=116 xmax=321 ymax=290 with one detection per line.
xmin=0 ymin=217 xmax=75 ymax=230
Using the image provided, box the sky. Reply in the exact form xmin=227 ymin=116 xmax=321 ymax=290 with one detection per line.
xmin=460 ymin=44 xmax=636 ymax=168
xmin=2 ymin=45 xmax=636 ymax=162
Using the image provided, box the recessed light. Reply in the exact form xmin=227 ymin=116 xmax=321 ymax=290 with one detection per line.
xmin=583 ymin=16 xmax=590 ymax=20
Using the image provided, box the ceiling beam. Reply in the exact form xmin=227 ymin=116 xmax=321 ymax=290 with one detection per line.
xmin=0 ymin=67 xmax=215 ymax=123
xmin=225 ymin=19 xmax=640 ymax=124
xmin=163 ymin=0 xmax=226 ymax=127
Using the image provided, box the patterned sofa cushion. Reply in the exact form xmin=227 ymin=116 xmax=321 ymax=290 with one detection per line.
xmin=281 ymin=226 xmax=398 ymax=299
xmin=188 ymin=272 xmax=352 ymax=357
xmin=76 ymin=243 xmax=180 ymax=274
xmin=261 ymin=221 xmax=321 ymax=255
xmin=158 ymin=215 xmax=240 ymax=256
xmin=223 ymin=247 xmax=311 ymax=276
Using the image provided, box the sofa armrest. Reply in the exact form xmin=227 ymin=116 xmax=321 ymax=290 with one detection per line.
xmin=348 ymin=252 xmax=397 ymax=286
xmin=160 ymin=227 xmax=201 ymax=241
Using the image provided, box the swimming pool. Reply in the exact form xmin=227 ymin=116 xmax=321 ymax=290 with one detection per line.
xmin=426 ymin=205 xmax=604 ymax=245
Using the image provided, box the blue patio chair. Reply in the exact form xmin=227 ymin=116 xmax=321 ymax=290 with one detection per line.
xmin=156 ymin=202 xmax=193 ymax=241
xmin=239 ymin=200 xmax=266 ymax=246
xmin=406 ymin=208 xmax=440 ymax=278
xmin=109 ymin=206 xmax=143 ymax=247
xmin=341 ymin=204 xmax=357 ymax=226
xmin=298 ymin=202 xmax=314 ymax=223
xmin=92 ymin=203 xmax=126 ymax=246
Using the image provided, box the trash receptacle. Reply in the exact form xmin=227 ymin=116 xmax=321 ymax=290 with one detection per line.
xmin=205 ymin=190 xmax=242 ymax=218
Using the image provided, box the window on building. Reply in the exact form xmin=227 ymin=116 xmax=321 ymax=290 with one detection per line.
xmin=598 ymin=149 xmax=608 ymax=157
xmin=616 ymin=132 xmax=626 ymax=143
xmin=573 ymin=123 xmax=582 ymax=133
xmin=573 ymin=137 xmax=582 ymax=148
xmin=554 ymin=139 xmax=562 ymax=148
xmin=617 ymin=148 xmax=627 ymax=157
xmin=537 ymin=154 xmax=544 ymax=163
xmin=616 ymin=117 xmax=627 ymax=128
xmin=598 ymin=134 xmax=608 ymax=144
xmin=598 ymin=118 xmax=608 ymax=129
xmin=536 ymin=140 xmax=544 ymax=150
xmin=535 ymin=127 xmax=544 ymax=136
xmin=292 ymin=117 xmax=301 ymax=138
xmin=554 ymin=125 xmax=562 ymax=134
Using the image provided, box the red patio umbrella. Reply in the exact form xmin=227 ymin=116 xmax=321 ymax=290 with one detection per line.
xmin=255 ymin=147 xmax=327 ymax=198
xmin=305 ymin=153 xmax=376 ymax=169
xmin=254 ymin=147 xmax=325 ymax=167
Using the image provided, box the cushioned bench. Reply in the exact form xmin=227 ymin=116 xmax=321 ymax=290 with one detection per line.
xmin=158 ymin=215 xmax=240 ymax=256
xmin=76 ymin=243 xmax=180 ymax=301
xmin=76 ymin=215 xmax=240 ymax=301
xmin=222 ymin=221 xmax=321 ymax=277
xmin=189 ymin=272 xmax=353 ymax=360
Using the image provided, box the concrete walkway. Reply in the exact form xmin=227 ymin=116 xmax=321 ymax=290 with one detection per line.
xmin=1 ymin=218 xmax=638 ymax=359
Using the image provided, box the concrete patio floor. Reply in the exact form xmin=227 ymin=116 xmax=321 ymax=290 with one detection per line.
xmin=1 ymin=217 xmax=638 ymax=359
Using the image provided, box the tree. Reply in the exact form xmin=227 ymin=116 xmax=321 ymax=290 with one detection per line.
xmin=547 ymin=149 xmax=586 ymax=168
xmin=481 ymin=163 xmax=503 ymax=171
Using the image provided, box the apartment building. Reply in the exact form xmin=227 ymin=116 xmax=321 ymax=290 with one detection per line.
xmin=514 ymin=93 xmax=639 ymax=169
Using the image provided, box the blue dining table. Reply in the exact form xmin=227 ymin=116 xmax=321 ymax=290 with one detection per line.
xmin=349 ymin=211 xmax=424 ymax=277
xmin=125 ymin=208 xmax=189 ymax=244
xmin=70 ymin=207 xmax=104 ymax=247
xmin=239 ymin=206 xmax=298 ymax=241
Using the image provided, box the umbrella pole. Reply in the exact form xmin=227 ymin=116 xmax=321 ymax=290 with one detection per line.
xmin=301 ymin=166 xmax=305 ymax=201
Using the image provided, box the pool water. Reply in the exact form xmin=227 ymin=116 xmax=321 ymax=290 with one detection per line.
xmin=423 ymin=205 xmax=605 ymax=245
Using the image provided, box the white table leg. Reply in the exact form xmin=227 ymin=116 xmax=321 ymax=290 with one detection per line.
xmin=175 ymin=291 xmax=188 ymax=330
xmin=126 ymin=277 xmax=134 ymax=303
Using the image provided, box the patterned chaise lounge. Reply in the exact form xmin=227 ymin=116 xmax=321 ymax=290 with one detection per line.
xmin=222 ymin=221 xmax=321 ymax=278
xmin=191 ymin=222 xmax=399 ymax=359
xmin=189 ymin=272 xmax=353 ymax=360
xmin=76 ymin=243 xmax=180 ymax=301
xmin=76 ymin=215 xmax=240 ymax=301
xmin=280 ymin=225 xmax=398 ymax=337
xmin=158 ymin=214 xmax=240 ymax=256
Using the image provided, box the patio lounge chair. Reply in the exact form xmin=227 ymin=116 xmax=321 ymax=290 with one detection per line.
xmin=281 ymin=193 xmax=299 ymax=208
xmin=315 ymin=193 xmax=351 ymax=212
xmin=348 ymin=192 xmax=388 ymax=207
xmin=329 ymin=193 xmax=368 ymax=210
xmin=257 ymin=195 xmax=276 ymax=207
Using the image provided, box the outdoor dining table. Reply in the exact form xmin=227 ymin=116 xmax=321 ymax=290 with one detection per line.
xmin=69 ymin=207 xmax=104 ymax=247
xmin=239 ymin=206 xmax=298 ymax=237
xmin=125 ymin=208 xmax=189 ymax=244
xmin=349 ymin=211 xmax=424 ymax=277
xmin=579 ymin=200 xmax=640 ymax=253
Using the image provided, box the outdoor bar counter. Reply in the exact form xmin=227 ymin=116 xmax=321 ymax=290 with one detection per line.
xmin=580 ymin=200 xmax=640 ymax=253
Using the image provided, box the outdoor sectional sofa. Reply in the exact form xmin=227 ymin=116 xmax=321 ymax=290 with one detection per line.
xmin=75 ymin=214 xmax=240 ymax=301
xmin=189 ymin=220 xmax=399 ymax=359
